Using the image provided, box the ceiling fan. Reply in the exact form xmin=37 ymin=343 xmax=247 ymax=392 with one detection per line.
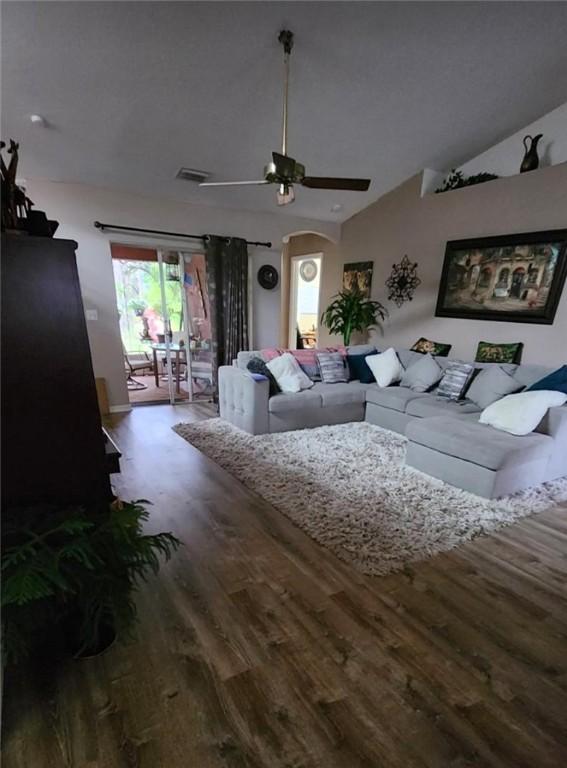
xmin=199 ymin=30 xmax=371 ymax=206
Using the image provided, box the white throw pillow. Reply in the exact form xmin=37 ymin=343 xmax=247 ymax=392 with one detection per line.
xmin=365 ymin=348 xmax=403 ymax=388
xmin=479 ymin=390 xmax=567 ymax=436
xmin=267 ymin=352 xmax=313 ymax=394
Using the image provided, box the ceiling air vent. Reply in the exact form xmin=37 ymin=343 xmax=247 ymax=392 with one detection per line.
xmin=176 ymin=167 xmax=210 ymax=184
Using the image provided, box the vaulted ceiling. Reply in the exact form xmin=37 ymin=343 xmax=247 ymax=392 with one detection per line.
xmin=2 ymin=1 xmax=567 ymax=222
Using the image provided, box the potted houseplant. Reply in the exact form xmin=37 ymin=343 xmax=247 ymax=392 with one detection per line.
xmin=128 ymin=300 xmax=147 ymax=317
xmin=321 ymin=287 xmax=387 ymax=346
xmin=1 ymin=499 xmax=180 ymax=665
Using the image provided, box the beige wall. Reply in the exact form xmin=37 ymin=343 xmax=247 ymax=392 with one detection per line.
xmin=280 ymin=233 xmax=342 ymax=347
xmin=26 ymin=180 xmax=339 ymax=409
xmin=340 ymin=162 xmax=567 ymax=365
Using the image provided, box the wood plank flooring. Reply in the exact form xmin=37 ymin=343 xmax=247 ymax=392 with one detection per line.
xmin=3 ymin=404 xmax=567 ymax=768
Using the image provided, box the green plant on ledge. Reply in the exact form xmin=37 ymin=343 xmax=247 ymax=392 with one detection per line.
xmin=435 ymin=169 xmax=499 ymax=193
xmin=321 ymin=288 xmax=387 ymax=346
xmin=1 ymin=499 xmax=181 ymax=666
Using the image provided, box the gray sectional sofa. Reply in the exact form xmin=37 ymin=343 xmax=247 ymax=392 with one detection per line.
xmin=218 ymin=346 xmax=567 ymax=498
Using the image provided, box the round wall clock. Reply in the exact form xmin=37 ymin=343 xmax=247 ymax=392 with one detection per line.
xmin=257 ymin=264 xmax=279 ymax=290
xmin=299 ymin=259 xmax=318 ymax=282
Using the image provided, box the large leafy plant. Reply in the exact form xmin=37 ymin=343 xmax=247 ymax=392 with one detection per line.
xmin=2 ymin=500 xmax=180 ymax=666
xmin=321 ymin=288 xmax=387 ymax=346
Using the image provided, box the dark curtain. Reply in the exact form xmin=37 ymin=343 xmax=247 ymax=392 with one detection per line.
xmin=205 ymin=235 xmax=249 ymax=396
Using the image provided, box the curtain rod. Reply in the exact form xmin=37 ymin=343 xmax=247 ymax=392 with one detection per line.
xmin=93 ymin=221 xmax=272 ymax=248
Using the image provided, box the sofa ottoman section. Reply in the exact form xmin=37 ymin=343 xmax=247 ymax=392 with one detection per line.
xmin=405 ymin=416 xmax=554 ymax=498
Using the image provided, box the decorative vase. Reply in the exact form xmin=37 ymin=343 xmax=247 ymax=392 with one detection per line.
xmin=520 ymin=134 xmax=543 ymax=173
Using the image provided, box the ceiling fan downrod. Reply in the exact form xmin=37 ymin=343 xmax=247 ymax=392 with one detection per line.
xmin=278 ymin=30 xmax=294 ymax=157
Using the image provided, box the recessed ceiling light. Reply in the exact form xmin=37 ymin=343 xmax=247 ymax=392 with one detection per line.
xmin=176 ymin=167 xmax=210 ymax=184
xmin=331 ymin=203 xmax=343 ymax=213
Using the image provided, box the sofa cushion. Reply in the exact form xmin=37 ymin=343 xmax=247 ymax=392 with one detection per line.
xmin=237 ymin=350 xmax=261 ymax=370
xmin=406 ymin=396 xmax=481 ymax=419
xmin=467 ymin=365 xmax=522 ymax=409
xmin=400 ymin=353 xmax=443 ymax=392
xmin=347 ymin=344 xmax=377 ymax=356
xmin=366 ymin=385 xmax=428 ymax=413
xmin=311 ymin=381 xmax=369 ymax=407
xmin=406 ymin=416 xmax=553 ymax=471
xmin=268 ymin=389 xmax=323 ymax=413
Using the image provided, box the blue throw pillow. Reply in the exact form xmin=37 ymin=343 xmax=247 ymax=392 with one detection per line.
xmin=347 ymin=351 xmax=376 ymax=383
xmin=528 ymin=365 xmax=567 ymax=394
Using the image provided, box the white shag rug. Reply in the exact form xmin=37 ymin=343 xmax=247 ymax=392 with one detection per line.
xmin=173 ymin=419 xmax=567 ymax=576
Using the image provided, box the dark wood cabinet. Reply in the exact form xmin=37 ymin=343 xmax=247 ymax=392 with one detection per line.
xmin=1 ymin=234 xmax=112 ymax=508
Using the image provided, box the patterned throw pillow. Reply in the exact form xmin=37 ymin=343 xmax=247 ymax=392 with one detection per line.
xmin=247 ymin=357 xmax=281 ymax=396
xmin=436 ymin=361 xmax=475 ymax=401
xmin=288 ymin=349 xmax=321 ymax=381
xmin=261 ymin=347 xmax=347 ymax=381
xmin=411 ymin=337 xmax=452 ymax=357
xmin=475 ymin=341 xmax=523 ymax=364
xmin=316 ymin=351 xmax=349 ymax=383
xmin=260 ymin=347 xmax=281 ymax=362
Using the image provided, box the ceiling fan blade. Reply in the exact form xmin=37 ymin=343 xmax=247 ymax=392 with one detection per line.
xmin=301 ymin=177 xmax=371 ymax=191
xmin=199 ymin=180 xmax=271 ymax=187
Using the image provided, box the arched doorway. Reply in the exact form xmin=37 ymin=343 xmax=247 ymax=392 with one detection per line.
xmin=510 ymin=267 xmax=526 ymax=299
xmin=280 ymin=231 xmax=338 ymax=348
xmin=478 ymin=266 xmax=492 ymax=288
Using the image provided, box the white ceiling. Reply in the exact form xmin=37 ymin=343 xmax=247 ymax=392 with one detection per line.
xmin=2 ymin=1 xmax=567 ymax=222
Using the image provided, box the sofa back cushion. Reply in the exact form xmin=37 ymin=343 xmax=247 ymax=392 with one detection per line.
xmin=515 ymin=363 xmax=555 ymax=390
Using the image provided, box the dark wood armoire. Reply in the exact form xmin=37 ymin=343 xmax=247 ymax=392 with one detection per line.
xmin=1 ymin=234 xmax=112 ymax=509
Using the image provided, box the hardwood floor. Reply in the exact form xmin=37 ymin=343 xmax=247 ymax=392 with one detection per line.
xmin=3 ymin=404 xmax=567 ymax=767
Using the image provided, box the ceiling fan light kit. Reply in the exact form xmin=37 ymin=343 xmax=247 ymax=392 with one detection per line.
xmin=200 ymin=29 xmax=371 ymax=207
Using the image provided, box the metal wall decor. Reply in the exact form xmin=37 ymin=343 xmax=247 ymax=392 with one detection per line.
xmin=386 ymin=255 xmax=421 ymax=306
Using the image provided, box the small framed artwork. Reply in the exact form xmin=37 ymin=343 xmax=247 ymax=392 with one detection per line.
xmin=343 ymin=261 xmax=373 ymax=298
xmin=435 ymin=229 xmax=567 ymax=324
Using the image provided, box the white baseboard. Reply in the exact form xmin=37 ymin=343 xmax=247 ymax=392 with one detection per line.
xmin=109 ymin=404 xmax=133 ymax=414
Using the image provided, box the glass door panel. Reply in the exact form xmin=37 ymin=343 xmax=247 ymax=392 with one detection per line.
xmin=182 ymin=252 xmax=214 ymax=400
xmin=157 ymin=249 xmax=190 ymax=405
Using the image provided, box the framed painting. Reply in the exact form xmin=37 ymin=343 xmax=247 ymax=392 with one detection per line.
xmin=435 ymin=229 xmax=567 ymax=324
xmin=343 ymin=261 xmax=373 ymax=298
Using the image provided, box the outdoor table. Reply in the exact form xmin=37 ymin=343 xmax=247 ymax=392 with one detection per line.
xmin=150 ymin=343 xmax=185 ymax=394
